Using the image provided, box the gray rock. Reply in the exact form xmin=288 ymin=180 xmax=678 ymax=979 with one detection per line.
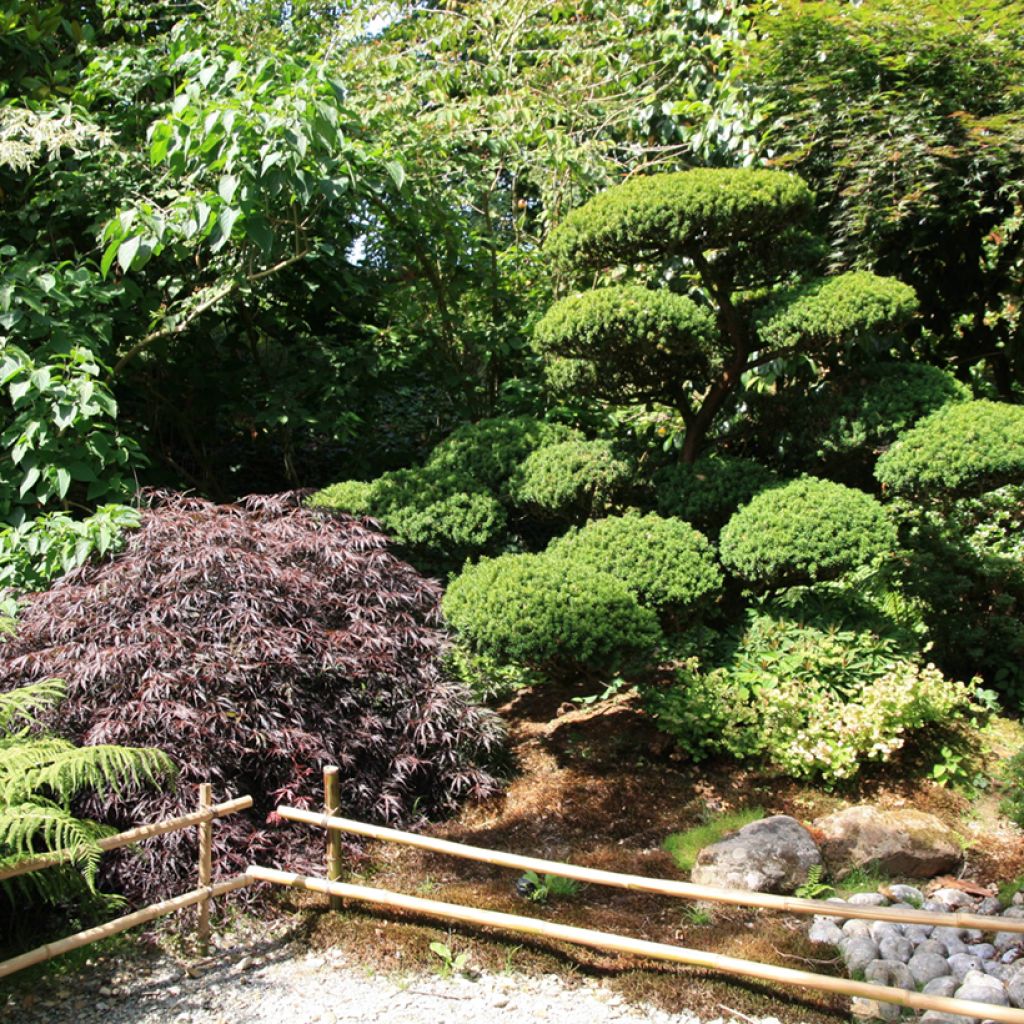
xmin=923 ymin=977 xmax=960 ymax=998
xmin=690 ymin=815 xmax=823 ymax=893
xmin=864 ymin=959 xmax=915 ymax=991
xmin=932 ymin=889 xmax=979 ymax=911
xmin=968 ymin=943 xmax=997 ymax=961
xmin=905 ymin=924 xmax=934 ymax=944
xmin=923 ymin=899 xmax=950 ymax=914
xmin=918 ymin=939 xmax=951 ymax=958
xmin=1008 ymin=972 xmax=1024 ymax=1009
xmin=870 ymin=920 xmax=903 ymax=943
xmin=843 ymin=919 xmax=873 ymax=938
xmin=934 ymin=926 xmax=969 ymax=948
xmin=955 ymin=971 xmax=1009 ymax=1007
xmin=848 ymin=892 xmax=890 ymax=907
xmin=883 ymin=884 xmax=925 ymax=905
xmin=851 ymin=997 xmax=901 ymax=1022
xmin=908 ymin=952 xmax=952 ymax=986
xmin=813 ymin=805 xmax=962 ymax=877
xmin=979 ymin=898 xmax=1004 ymax=916
xmin=948 ymin=953 xmax=985 ymax=983
xmin=963 ymin=928 xmax=985 ymax=944
xmin=984 ymin=962 xmax=1010 ymax=982
xmin=843 ymin=937 xmax=882 ymax=974
xmin=1003 ymin=907 xmax=1024 ymax=920
xmin=919 ymin=1013 xmax=971 ymax=1024
xmin=994 ymin=929 xmax=1024 ymax=954
xmin=878 ymin=934 xmax=914 ymax=963
xmin=809 ymin=920 xmax=844 ymax=946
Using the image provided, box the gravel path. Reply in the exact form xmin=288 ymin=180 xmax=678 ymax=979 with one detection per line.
xmin=3 ymin=925 xmax=789 ymax=1024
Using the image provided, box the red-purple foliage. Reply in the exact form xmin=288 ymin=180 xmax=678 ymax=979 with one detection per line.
xmin=0 ymin=492 xmax=505 ymax=901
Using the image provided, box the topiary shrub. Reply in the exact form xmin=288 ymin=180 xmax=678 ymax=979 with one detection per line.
xmin=719 ymin=477 xmax=896 ymax=588
xmin=0 ymin=492 xmax=505 ymax=901
xmin=425 ymin=416 xmax=581 ymax=494
xmin=508 ymin=439 xmax=632 ymax=523
xmin=876 ymin=400 xmax=1024 ymax=499
xmin=545 ymin=513 xmax=722 ymax=618
xmin=442 ymin=552 xmax=662 ymax=678
xmin=309 ymin=466 xmax=507 ymax=571
xmin=641 ymin=607 xmax=982 ymax=785
xmin=653 ymin=455 xmax=781 ymax=535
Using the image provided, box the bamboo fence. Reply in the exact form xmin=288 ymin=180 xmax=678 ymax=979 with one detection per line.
xmin=276 ymin=804 xmax=1024 ymax=936
xmin=0 ymin=785 xmax=252 ymax=979
xmin=248 ymin=865 xmax=1024 ymax=1024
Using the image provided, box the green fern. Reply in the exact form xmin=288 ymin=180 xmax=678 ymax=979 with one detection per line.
xmin=0 ymin=679 xmax=175 ymax=903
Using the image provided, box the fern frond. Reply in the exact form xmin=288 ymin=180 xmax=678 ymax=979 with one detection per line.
xmin=0 ymin=801 xmax=111 ymax=888
xmin=0 ymin=677 xmax=66 ymax=732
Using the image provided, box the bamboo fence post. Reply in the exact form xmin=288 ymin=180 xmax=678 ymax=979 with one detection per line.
xmin=323 ymin=766 xmax=343 ymax=911
xmin=197 ymin=783 xmax=213 ymax=952
xmin=246 ymin=866 xmax=1024 ymax=1024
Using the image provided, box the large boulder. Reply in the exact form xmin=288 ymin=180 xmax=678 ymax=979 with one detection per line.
xmin=814 ymin=805 xmax=961 ymax=878
xmin=690 ymin=815 xmax=822 ymax=893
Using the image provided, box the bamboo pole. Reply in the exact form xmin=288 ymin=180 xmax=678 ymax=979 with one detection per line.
xmin=197 ymin=783 xmax=213 ymax=952
xmin=0 ymin=875 xmax=253 ymax=980
xmin=323 ymin=766 xmax=343 ymax=911
xmin=247 ymin=865 xmax=1024 ymax=1024
xmin=0 ymin=796 xmax=253 ymax=884
xmin=276 ymin=806 xmax=1024 ymax=935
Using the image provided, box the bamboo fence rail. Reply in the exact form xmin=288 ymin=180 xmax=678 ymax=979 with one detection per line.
xmin=276 ymin=805 xmax=1024 ymax=935
xmin=0 ymin=795 xmax=253 ymax=883
xmin=0 ymin=875 xmax=253 ymax=979
xmin=247 ymin=865 xmax=1024 ymax=1024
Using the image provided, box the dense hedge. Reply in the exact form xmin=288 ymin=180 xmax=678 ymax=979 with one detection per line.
xmin=754 ymin=271 xmax=918 ymax=351
xmin=442 ymin=553 xmax=662 ymax=676
xmin=0 ymin=493 xmax=505 ymax=901
xmin=544 ymin=169 xmax=814 ymax=271
xmin=532 ymin=285 xmax=716 ymax=402
xmin=508 ymin=439 xmax=631 ymax=522
xmin=546 ymin=513 xmax=722 ymax=616
xmin=876 ymin=400 xmax=1024 ymax=498
xmin=719 ymin=477 xmax=896 ymax=587
xmin=653 ymin=455 xmax=781 ymax=535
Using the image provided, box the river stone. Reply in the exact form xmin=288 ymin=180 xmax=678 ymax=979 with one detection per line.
xmin=955 ymin=971 xmax=1009 ymax=1006
xmin=969 ymin=943 xmax=997 ymax=961
xmin=809 ymin=919 xmax=844 ymax=946
xmin=848 ymin=892 xmax=890 ymax=907
xmin=918 ymin=939 xmax=951 ymax=957
xmin=843 ymin=937 xmax=881 ymax=974
xmin=1008 ymin=972 xmax=1024 ymax=1008
xmin=843 ymin=919 xmax=872 ymax=938
xmin=908 ymin=952 xmax=952 ymax=986
xmin=919 ymin=1012 xmax=972 ymax=1024
xmin=984 ymin=963 xmax=1010 ymax=982
xmin=923 ymin=977 xmax=960 ymax=998
xmin=813 ymin=805 xmax=961 ymax=877
xmin=878 ymin=934 xmax=914 ymax=963
xmin=906 ymin=924 xmax=934 ymax=944
xmin=948 ymin=953 xmax=985 ymax=983
xmin=690 ymin=815 xmax=823 ymax=893
xmin=979 ymin=898 xmax=1004 ymax=915
xmin=884 ymin=884 xmax=926 ymax=905
xmin=865 ymin=959 xmax=915 ymax=991
xmin=932 ymin=888 xmax=979 ymax=911
xmin=851 ymin=997 xmax=900 ymax=1022
xmin=870 ymin=920 xmax=903 ymax=943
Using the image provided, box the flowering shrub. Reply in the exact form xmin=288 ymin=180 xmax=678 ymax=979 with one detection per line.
xmin=641 ymin=609 xmax=979 ymax=785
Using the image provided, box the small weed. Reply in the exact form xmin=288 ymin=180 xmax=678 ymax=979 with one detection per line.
xmin=501 ymin=943 xmax=524 ymax=974
xmin=999 ymin=876 xmax=1024 ymax=906
xmin=515 ymin=870 xmax=583 ymax=903
xmin=429 ymin=940 xmax=471 ymax=980
xmin=415 ymin=877 xmax=441 ymax=896
xmin=663 ymin=807 xmax=765 ymax=873
xmin=681 ymin=905 xmax=712 ymax=926
xmin=795 ymin=864 xmax=835 ymax=900
xmin=835 ymin=863 xmax=891 ymax=898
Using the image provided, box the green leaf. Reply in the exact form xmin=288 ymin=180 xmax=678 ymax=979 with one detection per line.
xmin=117 ymin=236 xmax=141 ymax=273
xmin=386 ymin=160 xmax=406 ymax=191
xmin=19 ymin=466 xmax=40 ymax=498
xmin=218 ymin=174 xmax=238 ymax=203
xmin=55 ymin=467 xmax=71 ymax=499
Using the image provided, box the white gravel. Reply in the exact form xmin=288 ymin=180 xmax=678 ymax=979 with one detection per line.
xmin=3 ymin=922 xmax=793 ymax=1024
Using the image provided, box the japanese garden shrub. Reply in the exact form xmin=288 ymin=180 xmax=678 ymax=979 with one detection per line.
xmin=508 ymin=439 xmax=632 ymax=523
xmin=641 ymin=607 xmax=980 ymax=785
xmin=0 ymin=493 xmax=505 ymax=901
xmin=442 ymin=552 xmax=663 ymax=679
xmin=719 ymin=477 xmax=896 ymax=588
xmin=876 ymin=400 xmax=1024 ymax=499
xmin=653 ymin=455 xmax=781 ymax=535
xmin=425 ymin=415 xmax=581 ymax=495
xmin=545 ymin=513 xmax=722 ymax=619
xmin=545 ymin=168 xmax=815 ymax=272
xmin=533 ymin=286 xmax=718 ymax=404
xmin=309 ymin=465 xmax=507 ymax=570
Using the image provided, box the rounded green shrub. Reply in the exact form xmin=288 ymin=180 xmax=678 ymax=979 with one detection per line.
xmin=754 ymin=271 xmax=918 ymax=351
xmin=545 ymin=169 xmax=814 ymax=271
xmin=546 ymin=513 xmax=722 ymax=616
xmin=426 ymin=416 xmax=580 ymax=493
xmin=719 ymin=477 xmax=896 ymax=587
xmin=442 ymin=553 xmax=663 ymax=675
xmin=508 ymin=439 xmax=632 ymax=522
xmin=533 ymin=286 xmax=717 ymax=404
xmin=308 ymin=480 xmax=375 ymax=515
xmin=875 ymin=400 xmax=1024 ymax=498
xmin=653 ymin=455 xmax=781 ymax=535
